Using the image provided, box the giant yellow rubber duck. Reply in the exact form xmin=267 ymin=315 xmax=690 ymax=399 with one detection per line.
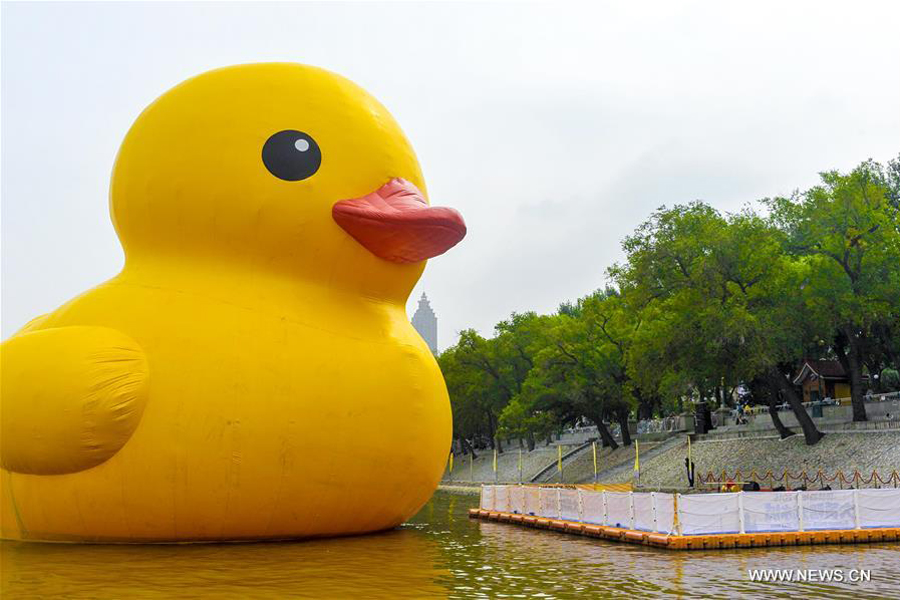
xmin=0 ymin=64 xmax=466 ymax=542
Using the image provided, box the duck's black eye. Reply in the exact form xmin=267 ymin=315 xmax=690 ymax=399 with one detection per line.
xmin=262 ymin=130 xmax=321 ymax=181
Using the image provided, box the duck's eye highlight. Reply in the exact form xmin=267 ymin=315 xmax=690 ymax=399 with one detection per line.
xmin=262 ymin=130 xmax=321 ymax=181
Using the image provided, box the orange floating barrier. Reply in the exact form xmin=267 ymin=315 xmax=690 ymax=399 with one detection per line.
xmin=565 ymin=522 xmax=585 ymax=534
xmin=717 ymin=536 xmax=737 ymax=549
xmin=601 ymin=527 xmax=623 ymax=540
xmin=624 ymin=531 xmax=645 ymax=543
xmin=468 ymin=509 xmax=900 ymax=551
xmin=824 ymin=531 xmax=842 ymax=544
xmin=474 ymin=485 xmax=900 ymax=551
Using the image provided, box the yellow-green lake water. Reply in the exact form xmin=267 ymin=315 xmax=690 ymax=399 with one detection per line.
xmin=2 ymin=491 xmax=898 ymax=598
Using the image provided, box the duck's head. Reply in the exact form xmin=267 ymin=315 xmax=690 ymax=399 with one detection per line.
xmin=111 ymin=63 xmax=465 ymax=302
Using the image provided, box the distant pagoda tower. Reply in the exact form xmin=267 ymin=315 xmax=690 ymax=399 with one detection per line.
xmin=411 ymin=293 xmax=438 ymax=354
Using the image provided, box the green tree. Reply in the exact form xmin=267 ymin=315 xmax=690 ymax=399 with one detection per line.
xmin=524 ymin=292 xmax=638 ymax=449
xmin=440 ymin=155 xmax=898 ymax=451
xmin=438 ymin=341 xmax=495 ymax=456
xmin=440 ymin=313 xmax=553 ymax=453
xmin=497 ymin=397 xmax=555 ymax=451
xmin=613 ymin=203 xmax=826 ymax=444
xmin=766 ymin=159 xmax=900 ymax=421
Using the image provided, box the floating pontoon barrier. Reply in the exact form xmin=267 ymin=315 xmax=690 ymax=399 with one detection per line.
xmin=469 ymin=485 xmax=900 ymax=550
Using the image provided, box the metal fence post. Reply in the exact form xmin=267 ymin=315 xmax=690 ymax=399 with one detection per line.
xmin=737 ymin=491 xmax=745 ymax=534
xmin=651 ymin=492 xmax=658 ymax=533
xmin=556 ymin=488 xmax=562 ymax=519
xmin=519 ymin=483 xmax=525 ymax=515
xmin=602 ymin=491 xmax=608 ymax=527
xmin=577 ymin=489 xmax=584 ymax=522
xmin=674 ymin=494 xmax=682 ymax=535
xmin=518 ymin=448 xmax=523 ymax=484
xmin=629 ymin=492 xmax=635 ymax=530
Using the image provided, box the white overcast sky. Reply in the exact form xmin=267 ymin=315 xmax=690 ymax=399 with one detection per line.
xmin=2 ymin=1 xmax=899 ymax=348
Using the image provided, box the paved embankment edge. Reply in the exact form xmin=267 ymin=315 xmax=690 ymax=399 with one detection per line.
xmin=437 ymin=484 xmax=482 ymax=496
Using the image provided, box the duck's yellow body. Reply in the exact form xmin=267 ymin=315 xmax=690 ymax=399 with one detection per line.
xmin=0 ymin=64 xmax=463 ymax=542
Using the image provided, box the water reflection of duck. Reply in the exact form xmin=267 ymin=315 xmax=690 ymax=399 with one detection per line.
xmin=1 ymin=527 xmax=446 ymax=598
xmin=0 ymin=64 xmax=465 ymax=542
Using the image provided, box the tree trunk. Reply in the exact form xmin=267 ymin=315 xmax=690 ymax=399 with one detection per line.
xmin=768 ymin=368 xmax=823 ymax=445
xmin=461 ymin=437 xmax=477 ymax=460
xmin=527 ymin=432 xmax=536 ymax=451
xmin=864 ymin=359 xmax=881 ymax=392
xmin=616 ymin=410 xmax=632 ymax=446
xmin=638 ymin=402 xmax=652 ymax=421
xmin=486 ymin=411 xmax=496 ymax=450
xmin=633 ymin=389 xmax=653 ymax=421
xmin=593 ymin=419 xmax=619 ymax=450
xmin=883 ymin=341 xmax=900 ymax=371
xmin=873 ymin=321 xmax=900 ymax=370
xmin=863 ymin=358 xmax=890 ymax=394
xmin=835 ymin=329 xmax=868 ymax=421
xmin=765 ymin=378 xmax=796 ymax=439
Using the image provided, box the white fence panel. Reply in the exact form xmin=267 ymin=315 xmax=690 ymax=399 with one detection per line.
xmin=509 ymin=486 xmax=526 ymax=514
xmin=486 ymin=486 xmax=899 ymax=534
xmin=801 ymin=490 xmax=855 ymax=530
xmin=655 ymin=493 xmax=676 ymax=534
xmin=633 ymin=493 xmax=655 ymax=532
xmin=605 ymin=492 xmax=632 ymax=528
xmin=539 ymin=488 xmax=559 ymax=519
xmin=480 ymin=485 xmax=494 ymax=511
xmin=494 ymin=485 xmax=510 ymax=513
xmin=679 ymin=493 xmax=740 ymax=535
xmin=579 ymin=490 xmax=606 ymax=525
xmin=857 ymin=488 xmax=900 ymax=528
xmin=742 ymin=492 xmax=800 ymax=533
xmin=559 ymin=489 xmax=580 ymax=521
xmin=524 ymin=486 xmax=541 ymax=515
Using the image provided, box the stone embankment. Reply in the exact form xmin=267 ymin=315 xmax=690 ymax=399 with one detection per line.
xmin=444 ymin=429 xmax=900 ymax=490
xmin=632 ymin=429 xmax=900 ymax=490
xmin=442 ymin=441 xmax=650 ymax=485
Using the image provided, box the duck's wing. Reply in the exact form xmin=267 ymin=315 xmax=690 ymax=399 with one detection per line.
xmin=1 ymin=326 xmax=149 ymax=475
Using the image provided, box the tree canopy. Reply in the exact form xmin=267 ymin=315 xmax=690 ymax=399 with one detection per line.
xmin=439 ymin=155 xmax=900 ymax=450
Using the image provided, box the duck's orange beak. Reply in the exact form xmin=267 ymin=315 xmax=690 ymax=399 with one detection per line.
xmin=332 ymin=178 xmax=466 ymax=264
